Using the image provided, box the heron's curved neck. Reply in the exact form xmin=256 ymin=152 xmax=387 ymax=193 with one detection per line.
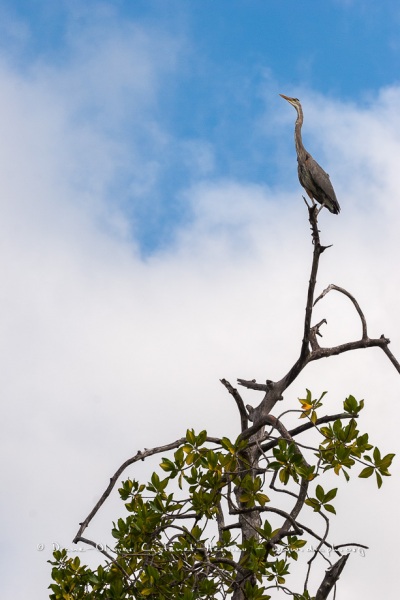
xmin=294 ymin=105 xmax=307 ymax=161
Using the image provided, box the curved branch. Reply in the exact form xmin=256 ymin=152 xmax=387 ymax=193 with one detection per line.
xmin=73 ymin=435 xmax=222 ymax=544
xmin=381 ymin=343 xmax=400 ymax=373
xmin=257 ymin=415 xmax=311 ymax=543
xmin=314 ymin=284 xmax=368 ymax=339
xmin=334 ymin=542 xmax=368 ymax=551
xmin=305 ymin=510 xmax=330 ymax=591
xmin=296 ymin=522 xmax=339 ymax=555
xmin=220 ymin=378 xmax=248 ymax=431
xmin=75 ymin=537 xmax=130 ymax=579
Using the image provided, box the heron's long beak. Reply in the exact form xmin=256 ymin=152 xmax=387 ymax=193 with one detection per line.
xmin=279 ymin=93 xmax=294 ymax=102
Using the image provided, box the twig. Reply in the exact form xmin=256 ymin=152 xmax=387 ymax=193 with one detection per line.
xmin=260 ymin=415 xmax=310 ymax=543
xmin=304 ymin=511 xmax=330 ymax=591
xmin=73 ymin=435 xmax=221 ymax=544
xmin=76 ymin=537 xmax=130 ymax=578
xmin=334 ymin=542 xmax=368 ymax=551
xmin=237 ymin=378 xmax=269 ymax=391
xmin=260 ymin=412 xmax=355 ymax=452
xmin=314 ymin=284 xmax=368 ymax=339
xmin=220 ymin=378 xmax=248 ymax=431
xmin=381 ymin=343 xmax=400 ymax=373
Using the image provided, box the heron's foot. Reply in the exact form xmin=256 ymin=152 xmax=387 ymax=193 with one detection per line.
xmin=315 ymin=204 xmax=323 ymax=217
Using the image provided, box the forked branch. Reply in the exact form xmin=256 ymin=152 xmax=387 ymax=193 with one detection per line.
xmin=238 ymin=204 xmax=399 ymax=424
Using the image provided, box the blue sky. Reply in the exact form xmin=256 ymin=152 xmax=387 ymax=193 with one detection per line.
xmin=4 ymin=0 xmax=400 ymax=98
xmin=1 ymin=0 xmax=400 ymax=252
xmin=2 ymin=2 xmax=400 ymax=599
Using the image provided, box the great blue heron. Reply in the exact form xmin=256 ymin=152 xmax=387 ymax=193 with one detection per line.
xmin=280 ymin=94 xmax=340 ymax=215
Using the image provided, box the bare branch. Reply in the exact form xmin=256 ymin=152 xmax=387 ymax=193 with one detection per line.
xmin=252 ymin=206 xmax=400 ymax=422
xmin=276 ymin=330 xmax=399 ymax=400
xmin=305 ymin=510 xmax=331 ymax=591
xmin=315 ymin=554 xmax=349 ymax=600
xmin=309 ymin=319 xmax=328 ymax=350
xmin=334 ymin=542 xmax=368 ymax=551
xmin=221 ymin=522 xmax=241 ymax=531
xmin=76 ymin=537 xmax=130 ymax=579
xmin=314 ymin=284 xmax=368 ymax=340
xmin=296 ymin=522 xmax=340 ymax=556
xmin=237 ymin=378 xmax=269 ymax=391
xmin=301 ymin=205 xmax=324 ymax=363
xmin=73 ymin=435 xmax=221 ymax=544
xmin=254 ymin=414 xmax=311 ymax=544
xmin=310 ymin=334 xmax=400 ymax=375
xmin=381 ymin=342 xmax=400 ymax=373
xmin=220 ymin=378 xmax=248 ymax=431
xmin=260 ymin=412 xmax=355 ymax=452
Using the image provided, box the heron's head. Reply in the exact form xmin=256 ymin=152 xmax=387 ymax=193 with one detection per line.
xmin=279 ymin=94 xmax=302 ymax=111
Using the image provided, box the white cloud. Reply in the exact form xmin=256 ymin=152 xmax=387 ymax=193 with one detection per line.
xmin=0 ymin=15 xmax=400 ymax=600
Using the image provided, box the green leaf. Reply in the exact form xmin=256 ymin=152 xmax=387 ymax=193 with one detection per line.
xmin=279 ymin=469 xmax=289 ymax=485
xmin=160 ymin=458 xmax=175 ymax=472
xmin=197 ymin=430 xmax=208 ymax=446
xmin=239 ymin=493 xmax=252 ymax=503
xmin=323 ymin=488 xmax=338 ymax=503
xmin=207 ymin=450 xmax=218 ymax=469
xmin=174 ymin=446 xmax=185 ymax=465
xmin=343 ymin=394 xmax=358 ymax=413
xmin=140 ymin=588 xmax=154 ymax=596
xmin=315 ymin=485 xmax=324 ymax=502
xmin=185 ymin=452 xmax=194 ymax=465
xmin=359 ymin=466 xmax=374 ymax=479
xmin=305 ymin=498 xmax=320 ymax=512
xmin=373 ymin=447 xmax=381 ymax=463
xmin=256 ymin=492 xmax=270 ymax=506
xmin=151 ymin=472 xmax=160 ymax=488
xmin=186 ymin=429 xmax=196 ymax=445
xmin=320 ymin=425 xmax=333 ymax=438
xmin=379 ymin=453 xmax=395 ymax=470
xmin=220 ymin=437 xmax=235 ymax=452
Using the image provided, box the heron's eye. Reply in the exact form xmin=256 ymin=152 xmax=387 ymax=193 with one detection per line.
xmin=294 ymin=98 xmax=299 ymax=101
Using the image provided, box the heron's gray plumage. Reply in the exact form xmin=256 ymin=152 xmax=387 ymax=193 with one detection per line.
xmin=280 ymin=94 xmax=340 ymax=215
